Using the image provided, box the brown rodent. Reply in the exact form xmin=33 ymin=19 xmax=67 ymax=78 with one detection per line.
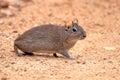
xmin=14 ymin=19 xmax=86 ymax=60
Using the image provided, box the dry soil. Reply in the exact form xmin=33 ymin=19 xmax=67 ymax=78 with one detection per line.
xmin=0 ymin=0 xmax=120 ymax=80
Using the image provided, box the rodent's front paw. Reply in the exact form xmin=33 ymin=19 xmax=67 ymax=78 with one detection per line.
xmin=69 ymin=57 xmax=76 ymax=60
xmin=17 ymin=54 xmax=24 ymax=57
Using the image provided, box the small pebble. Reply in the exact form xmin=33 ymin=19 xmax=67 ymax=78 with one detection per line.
xmin=108 ymin=61 xmax=113 ymax=64
xmin=6 ymin=11 xmax=15 ymax=17
xmin=22 ymin=0 xmax=32 ymax=2
xmin=1 ymin=77 xmax=7 ymax=80
xmin=0 ymin=13 xmax=7 ymax=18
xmin=103 ymin=57 xmax=107 ymax=60
xmin=24 ymin=68 xmax=27 ymax=72
xmin=82 ymin=61 xmax=86 ymax=64
xmin=0 ymin=1 xmax=9 ymax=8
xmin=5 ymin=65 xmax=10 ymax=68
xmin=112 ymin=67 xmax=116 ymax=70
xmin=10 ymin=62 xmax=15 ymax=64
xmin=8 ymin=22 xmax=12 ymax=25
xmin=35 ymin=58 xmax=40 ymax=61
xmin=65 ymin=61 xmax=68 ymax=63
xmin=103 ymin=46 xmax=116 ymax=51
xmin=65 ymin=76 xmax=71 ymax=79
xmin=10 ymin=50 xmax=15 ymax=52
xmin=48 ymin=13 xmax=53 ymax=17
xmin=9 ymin=4 xmax=21 ymax=11
xmin=0 ymin=20 xmax=4 ymax=24
xmin=76 ymin=60 xmax=81 ymax=64
xmin=13 ymin=30 xmax=18 ymax=33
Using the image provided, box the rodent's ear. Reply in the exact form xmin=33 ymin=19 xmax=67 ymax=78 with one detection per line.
xmin=65 ymin=21 xmax=72 ymax=29
xmin=72 ymin=18 xmax=78 ymax=24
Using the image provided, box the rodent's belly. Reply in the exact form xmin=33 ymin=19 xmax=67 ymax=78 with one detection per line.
xmin=34 ymin=50 xmax=57 ymax=53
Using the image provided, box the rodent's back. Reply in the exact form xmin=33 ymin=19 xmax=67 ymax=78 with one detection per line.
xmin=16 ymin=24 xmax=61 ymax=41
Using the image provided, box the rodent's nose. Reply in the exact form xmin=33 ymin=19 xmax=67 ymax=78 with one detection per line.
xmin=83 ymin=33 xmax=86 ymax=38
xmin=82 ymin=32 xmax=86 ymax=39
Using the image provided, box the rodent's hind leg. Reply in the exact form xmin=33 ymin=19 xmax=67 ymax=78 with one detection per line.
xmin=53 ymin=53 xmax=59 ymax=58
xmin=24 ymin=52 xmax=34 ymax=56
xmin=14 ymin=44 xmax=23 ymax=57
xmin=59 ymin=50 xmax=76 ymax=60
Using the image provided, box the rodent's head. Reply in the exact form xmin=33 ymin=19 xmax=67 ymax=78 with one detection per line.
xmin=65 ymin=19 xmax=86 ymax=40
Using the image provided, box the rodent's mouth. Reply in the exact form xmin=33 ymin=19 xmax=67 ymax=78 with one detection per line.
xmin=79 ymin=35 xmax=86 ymax=40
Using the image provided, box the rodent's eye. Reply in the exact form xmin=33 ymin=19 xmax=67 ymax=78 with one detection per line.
xmin=72 ymin=27 xmax=77 ymax=32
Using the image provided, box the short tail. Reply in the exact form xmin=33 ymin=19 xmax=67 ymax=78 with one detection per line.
xmin=14 ymin=43 xmax=22 ymax=56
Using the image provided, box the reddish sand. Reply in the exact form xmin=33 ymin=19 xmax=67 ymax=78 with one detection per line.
xmin=0 ymin=0 xmax=120 ymax=80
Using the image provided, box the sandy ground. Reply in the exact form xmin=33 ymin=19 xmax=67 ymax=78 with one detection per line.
xmin=0 ymin=0 xmax=120 ymax=80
